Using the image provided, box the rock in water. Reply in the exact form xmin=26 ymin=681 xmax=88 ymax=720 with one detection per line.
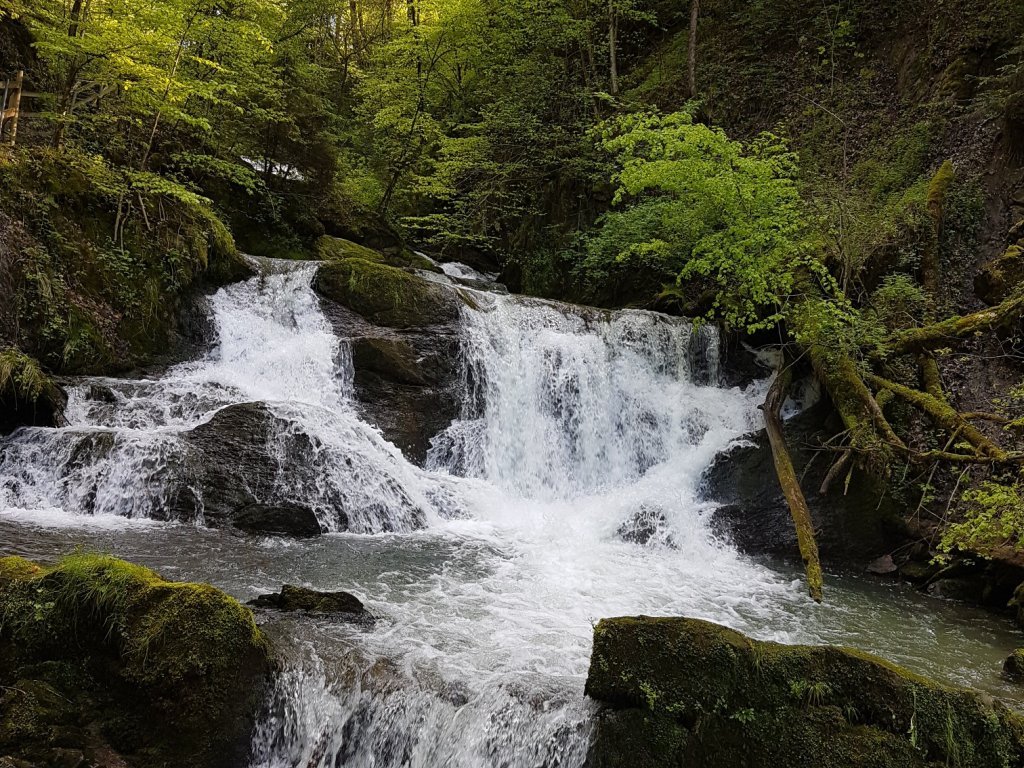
xmin=1004 ymin=649 xmax=1024 ymax=682
xmin=232 ymin=503 xmax=324 ymax=537
xmin=248 ymin=584 xmax=367 ymax=618
xmin=585 ymin=616 xmax=1024 ymax=768
xmin=0 ymin=555 xmax=270 ymax=768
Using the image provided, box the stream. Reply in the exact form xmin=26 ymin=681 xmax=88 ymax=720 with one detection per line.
xmin=1 ymin=258 xmax=1021 ymax=767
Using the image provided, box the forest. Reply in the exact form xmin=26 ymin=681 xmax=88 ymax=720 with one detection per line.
xmin=3 ymin=1 xmax=1024 ymax=765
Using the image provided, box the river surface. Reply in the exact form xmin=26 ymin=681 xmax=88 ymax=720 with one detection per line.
xmin=1 ymin=258 xmax=1021 ymax=767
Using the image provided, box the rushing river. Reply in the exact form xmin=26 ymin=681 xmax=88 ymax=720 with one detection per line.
xmin=1 ymin=258 xmax=1021 ymax=767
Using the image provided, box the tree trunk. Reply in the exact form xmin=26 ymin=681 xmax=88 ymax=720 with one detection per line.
xmin=608 ymin=0 xmax=618 ymax=96
xmin=687 ymin=0 xmax=699 ymax=98
xmin=763 ymin=367 xmax=824 ymax=603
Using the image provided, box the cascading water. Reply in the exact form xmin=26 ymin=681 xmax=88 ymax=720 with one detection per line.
xmin=0 ymin=260 xmax=450 ymax=532
xmin=2 ymin=258 xmax=1021 ymax=767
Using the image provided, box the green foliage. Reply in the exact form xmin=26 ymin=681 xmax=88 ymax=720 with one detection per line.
xmin=578 ymin=111 xmax=813 ymax=330
xmin=939 ymin=480 xmax=1024 ymax=557
xmin=0 ymin=348 xmax=53 ymax=403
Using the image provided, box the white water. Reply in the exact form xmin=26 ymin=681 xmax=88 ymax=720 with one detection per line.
xmin=0 ymin=261 xmax=451 ymax=532
xmin=3 ymin=259 xmax=1019 ymax=767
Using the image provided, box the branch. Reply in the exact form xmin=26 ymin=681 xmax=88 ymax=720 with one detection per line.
xmin=889 ymin=286 xmax=1024 ymax=356
xmin=865 ymin=374 xmax=1008 ymax=460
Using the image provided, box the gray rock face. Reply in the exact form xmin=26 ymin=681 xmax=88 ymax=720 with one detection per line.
xmin=166 ymin=402 xmax=331 ymax=533
xmin=703 ymin=403 xmax=904 ymax=563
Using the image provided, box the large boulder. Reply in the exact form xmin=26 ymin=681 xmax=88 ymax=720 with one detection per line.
xmin=703 ymin=403 xmax=905 ymax=563
xmin=313 ymin=258 xmax=460 ymax=329
xmin=171 ymin=402 xmax=326 ymax=535
xmin=0 ymin=555 xmax=270 ymax=768
xmin=313 ymin=253 xmax=465 ymax=464
xmin=586 ymin=616 xmax=1024 ymax=768
xmin=349 ymin=333 xmax=461 ymax=463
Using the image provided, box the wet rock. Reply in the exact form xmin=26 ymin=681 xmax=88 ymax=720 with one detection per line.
xmin=318 ymin=289 xmax=463 ymax=465
xmin=617 ymin=506 xmax=675 ymax=547
xmin=248 ymin=584 xmax=367 ymax=618
xmin=169 ymin=403 xmax=342 ymax=533
xmin=1003 ymin=649 xmax=1024 ymax=682
xmin=866 ymin=554 xmax=898 ymax=576
xmin=586 ymin=616 xmax=1024 ymax=768
xmin=313 ymin=258 xmax=461 ymax=329
xmin=704 ymin=403 xmax=905 ymax=563
xmin=0 ymin=351 xmax=67 ymax=435
xmin=0 ymin=555 xmax=270 ymax=768
xmin=231 ymin=503 xmax=324 ymax=537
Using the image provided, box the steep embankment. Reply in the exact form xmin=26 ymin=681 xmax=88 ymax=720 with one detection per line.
xmin=610 ymin=1 xmax=1024 ymax=600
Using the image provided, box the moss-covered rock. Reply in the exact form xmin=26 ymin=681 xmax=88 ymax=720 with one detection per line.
xmin=586 ymin=616 xmax=1024 ymax=768
xmin=313 ymin=258 xmax=460 ymax=329
xmin=0 ymin=554 xmax=271 ymax=768
xmin=975 ymin=241 xmax=1024 ymax=306
xmin=315 ymin=235 xmax=438 ymax=272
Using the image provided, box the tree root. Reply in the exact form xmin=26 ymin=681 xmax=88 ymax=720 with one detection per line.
xmin=762 ymin=366 xmax=823 ymax=602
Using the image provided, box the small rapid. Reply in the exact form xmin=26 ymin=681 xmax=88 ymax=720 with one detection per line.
xmin=1 ymin=258 xmax=1021 ymax=767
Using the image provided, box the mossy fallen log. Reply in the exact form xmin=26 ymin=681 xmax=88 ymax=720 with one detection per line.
xmin=0 ymin=554 xmax=271 ymax=768
xmin=586 ymin=616 xmax=1024 ymax=768
xmin=762 ymin=367 xmax=823 ymax=602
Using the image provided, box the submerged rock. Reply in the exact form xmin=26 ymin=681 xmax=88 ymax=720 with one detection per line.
xmin=248 ymin=584 xmax=368 ymax=618
xmin=586 ymin=616 xmax=1024 ymax=768
xmin=617 ymin=505 xmax=675 ymax=547
xmin=0 ymin=554 xmax=270 ymax=768
xmin=231 ymin=503 xmax=323 ymax=537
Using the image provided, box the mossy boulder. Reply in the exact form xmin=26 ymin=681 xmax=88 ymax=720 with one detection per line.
xmin=0 ymin=554 xmax=271 ymax=768
xmin=586 ymin=616 xmax=1024 ymax=768
xmin=313 ymin=257 xmax=461 ymax=329
xmin=1004 ymin=649 xmax=1024 ymax=682
xmin=315 ymin=235 xmax=438 ymax=272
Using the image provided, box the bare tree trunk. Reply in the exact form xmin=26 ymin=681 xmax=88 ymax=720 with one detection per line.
xmin=763 ymin=367 xmax=824 ymax=603
xmin=608 ymin=0 xmax=618 ymax=96
xmin=687 ymin=0 xmax=699 ymax=98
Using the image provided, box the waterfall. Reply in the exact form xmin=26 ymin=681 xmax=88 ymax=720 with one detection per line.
xmin=0 ymin=261 xmax=453 ymax=532
xmin=1 ymin=259 xmax=801 ymax=767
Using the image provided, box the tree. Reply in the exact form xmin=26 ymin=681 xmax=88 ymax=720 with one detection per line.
xmin=687 ymin=0 xmax=699 ymax=97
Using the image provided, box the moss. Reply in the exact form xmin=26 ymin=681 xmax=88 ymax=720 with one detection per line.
xmin=316 ymin=235 xmax=388 ymax=263
xmin=0 ymin=554 xmax=271 ymax=768
xmin=315 ymin=235 xmax=439 ymax=272
xmin=313 ymin=257 xmax=461 ymax=328
xmin=586 ymin=617 xmax=1024 ymax=768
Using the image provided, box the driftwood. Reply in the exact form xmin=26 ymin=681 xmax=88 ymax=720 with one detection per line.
xmin=761 ymin=367 xmax=824 ymax=602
